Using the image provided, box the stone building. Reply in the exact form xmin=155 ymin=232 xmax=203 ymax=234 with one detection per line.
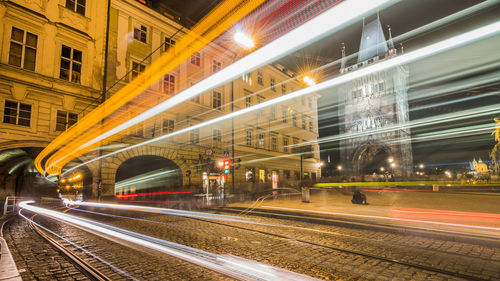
xmin=338 ymin=17 xmax=413 ymax=177
xmin=96 ymin=0 xmax=321 ymax=197
xmin=0 ymin=0 xmax=107 ymax=198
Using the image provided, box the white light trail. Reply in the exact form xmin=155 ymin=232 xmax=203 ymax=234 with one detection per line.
xmin=19 ymin=201 xmax=319 ymax=281
xmin=64 ymin=20 xmax=500 ymax=175
xmin=53 ymin=0 xmax=394 ymax=170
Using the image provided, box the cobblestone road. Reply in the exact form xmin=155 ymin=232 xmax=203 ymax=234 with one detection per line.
xmin=5 ymin=204 xmax=500 ymax=281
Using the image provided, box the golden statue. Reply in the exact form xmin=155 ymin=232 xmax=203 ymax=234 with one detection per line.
xmin=490 ymin=118 xmax=500 ymax=175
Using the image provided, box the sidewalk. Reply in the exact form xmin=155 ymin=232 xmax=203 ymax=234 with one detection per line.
xmin=228 ymin=189 xmax=500 ymax=239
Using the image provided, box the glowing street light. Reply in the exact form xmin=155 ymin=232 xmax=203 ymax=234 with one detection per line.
xmin=391 ymin=163 xmax=396 ymax=168
xmin=337 ymin=165 xmax=342 ymax=171
xmin=218 ymin=161 xmax=224 ymax=167
xmin=316 ymin=162 xmax=324 ymax=168
xmin=380 ymin=167 xmax=385 ymax=172
xmin=302 ymin=75 xmax=316 ymax=86
xmin=234 ymin=31 xmax=254 ymax=49
xmin=388 ymin=157 xmax=394 ymax=163
xmin=419 ymin=164 xmax=424 ymax=169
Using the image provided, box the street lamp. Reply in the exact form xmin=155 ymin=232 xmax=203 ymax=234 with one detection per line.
xmin=337 ymin=165 xmax=342 ymax=171
xmin=380 ymin=167 xmax=385 ymax=172
xmin=302 ymin=75 xmax=316 ymax=86
xmin=388 ymin=157 xmax=394 ymax=163
xmin=419 ymin=163 xmax=424 ymax=169
xmin=316 ymin=162 xmax=324 ymax=168
xmin=234 ymin=31 xmax=254 ymax=49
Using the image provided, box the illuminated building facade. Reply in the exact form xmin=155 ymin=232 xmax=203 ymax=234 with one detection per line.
xmin=338 ymin=17 xmax=413 ymax=177
xmin=0 ymin=0 xmax=107 ymax=197
xmin=97 ymin=0 xmax=321 ymax=197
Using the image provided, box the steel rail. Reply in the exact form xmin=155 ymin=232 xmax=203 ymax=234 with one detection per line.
xmin=27 ymin=214 xmax=112 ymax=281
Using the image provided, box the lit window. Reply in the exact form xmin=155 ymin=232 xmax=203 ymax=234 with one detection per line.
xmin=270 ymin=78 xmax=276 ymax=91
xmin=163 ymin=74 xmax=175 ymax=94
xmin=213 ymin=129 xmax=222 ymax=142
xmin=190 ymin=128 xmax=199 ymax=144
xmin=212 ymin=90 xmax=222 ymax=109
xmin=242 ymin=72 xmax=252 ymax=85
xmin=292 ymin=113 xmax=297 ymax=127
xmin=164 ymin=37 xmax=176 ymax=52
xmin=133 ymin=25 xmax=147 ymax=43
xmin=212 ymin=60 xmax=221 ymax=73
xmin=56 ymin=110 xmax=78 ymax=131
xmin=245 ymin=95 xmax=252 ymax=108
xmin=162 ymin=119 xmax=174 ymax=134
xmin=131 ymin=61 xmax=146 ymax=79
xmin=271 ymin=136 xmax=278 ymax=151
xmin=65 ymin=0 xmax=86 ymax=16
xmin=246 ymin=130 xmax=252 ymax=146
xmin=3 ymin=100 xmax=31 ymax=127
xmin=9 ymin=27 xmax=37 ymax=71
xmin=191 ymin=52 xmax=201 ymax=66
xmin=282 ymin=109 xmax=287 ymax=123
xmin=283 ymin=138 xmax=289 ymax=152
xmin=257 ymin=71 xmax=263 ymax=85
xmin=60 ymin=45 xmax=82 ymax=84
xmin=258 ymin=133 xmax=265 ymax=149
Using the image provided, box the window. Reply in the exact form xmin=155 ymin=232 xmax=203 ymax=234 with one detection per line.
xmin=212 ymin=90 xmax=222 ymax=109
xmin=246 ymin=130 xmax=252 ymax=146
xmin=270 ymin=78 xmax=276 ymax=91
xmin=258 ymin=133 xmax=265 ymax=149
xmin=65 ymin=0 xmax=86 ymax=16
xmin=162 ymin=119 xmax=174 ymax=134
xmin=309 ymin=121 xmax=313 ymax=132
xmin=257 ymin=97 xmax=264 ymax=115
xmin=282 ymin=108 xmax=287 ymax=123
xmin=131 ymin=62 xmax=146 ymax=79
xmin=190 ymin=128 xmax=199 ymax=144
xmin=191 ymin=52 xmax=201 ymax=66
xmin=284 ymin=170 xmax=291 ymax=179
xmin=301 ymin=96 xmax=305 ymax=106
xmin=308 ymin=97 xmax=313 ymax=108
xmin=164 ymin=37 xmax=176 ymax=52
xmin=302 ymin=117 xmax=306 ymax=130
xmin=56 ymin=110 xmax=78 ymax=131
xmin=163 ymin=74 xmax=175 ymax=94
xmin=213 ymin=129 xmax=222 ymax=143
xmin=271 ymin=136 xmax=278 ymax=151
xmin=292 ymin=113 xmax=297 ymax=127
xmin=281 ymin=84 xmax=286 ymax=95
xmin=283 ymin=138 xmax=289 ymax=152
xmin=134 ymin=25 xmax=147 ymax=43
xmin=9 ymin=27 xmax=37 ymax=71
xmin=3 ymin=100 xmax=31 ymax=127
xmin=245 ymin=95 xmax=252 ymax=108
xmin=257 ymin=71 xmax=263 ymax=85
xmin=212 ymin=60 xmax=221 ymax=73
xmin=189 ymin=82 xmax=200 ymax=103
xmin=270 ymin=106 xmax=276 ymax=120
xmin=242 ymin=73 xmax=252 ymax=85
xmin=60 ymin=45 xmax=82 ymax=83
xmin=132 ymin=123 xmax=144 ymax=137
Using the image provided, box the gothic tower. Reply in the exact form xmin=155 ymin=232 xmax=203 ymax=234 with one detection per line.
xmin=338 ymin=17 xmax=413 ymax=177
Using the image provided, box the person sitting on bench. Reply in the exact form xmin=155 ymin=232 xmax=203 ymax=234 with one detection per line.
xmin=352 ymin=190 xmax=367 ymax=205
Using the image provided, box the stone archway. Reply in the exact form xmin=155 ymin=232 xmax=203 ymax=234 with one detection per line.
xmin=100 ymin=145 xmax=189 ymax=196
xmin=352 ymin=142 xmax=392 ymax=175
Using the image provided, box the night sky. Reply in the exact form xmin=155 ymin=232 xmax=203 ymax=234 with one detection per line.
xmin=155 ymin=0 xmax=500 ymax=171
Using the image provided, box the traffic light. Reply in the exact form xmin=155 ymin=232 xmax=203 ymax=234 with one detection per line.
xmin=185 ymin=170 xmax=191 ymax=177
xmin=223 ymin=160 xmax=230 ymax=174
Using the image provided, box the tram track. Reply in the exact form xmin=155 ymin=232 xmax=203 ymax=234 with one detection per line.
xmin=25 ymin=213 xmax=113 ymax=281
xmin=63 ymin=202 xmax=499 ymax=280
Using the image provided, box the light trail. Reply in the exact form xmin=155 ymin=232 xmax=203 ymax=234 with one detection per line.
xmin=115 ymin=168 xmax=178 ymax=189
xmin=63 ymin=20 xmax=500 ymax=175
xmin=48 ymin=0 xmax=395 ymax=175
xmin=18 ymin=210 xmax=138 ymax=280
xmin=20 ymin=201 xmax=319 ymax=281
xmin=36 ymin=0 xmax=265 ymax=174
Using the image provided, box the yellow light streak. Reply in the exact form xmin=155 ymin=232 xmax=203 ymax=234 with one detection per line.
xmin=35 ymin=0 xmax=264 ymax=174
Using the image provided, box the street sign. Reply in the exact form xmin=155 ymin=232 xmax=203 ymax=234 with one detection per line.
xmin=205 ymin=148 xmax=213 ymax=156
xmin=223 ymin=150 xmax=229 ymax=157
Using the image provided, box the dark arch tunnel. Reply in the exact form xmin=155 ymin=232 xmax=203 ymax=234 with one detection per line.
xmin=115 ymin=155 xmax=183 ymax=198
xmin=0 ymin=147 xmax=58 ymax=201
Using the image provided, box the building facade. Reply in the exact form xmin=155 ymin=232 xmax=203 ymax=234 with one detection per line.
xmin=0 ymin=0 xmax=107 ymax=198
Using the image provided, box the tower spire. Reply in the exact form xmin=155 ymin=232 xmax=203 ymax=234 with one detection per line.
xmin=340 ymin=43 xmax=346 ymax=72
xmin=387 ymin=25 xmax=395 ymax=50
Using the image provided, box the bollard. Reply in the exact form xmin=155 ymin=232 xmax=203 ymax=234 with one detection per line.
xmin=301 ymin=187 xmax=310 ymax=203
xmin=432 ymin=184 xmax=439 ymax=192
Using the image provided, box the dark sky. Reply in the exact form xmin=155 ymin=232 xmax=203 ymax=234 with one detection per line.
xmin=155 ymin=0 xmax=500 ymax=170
